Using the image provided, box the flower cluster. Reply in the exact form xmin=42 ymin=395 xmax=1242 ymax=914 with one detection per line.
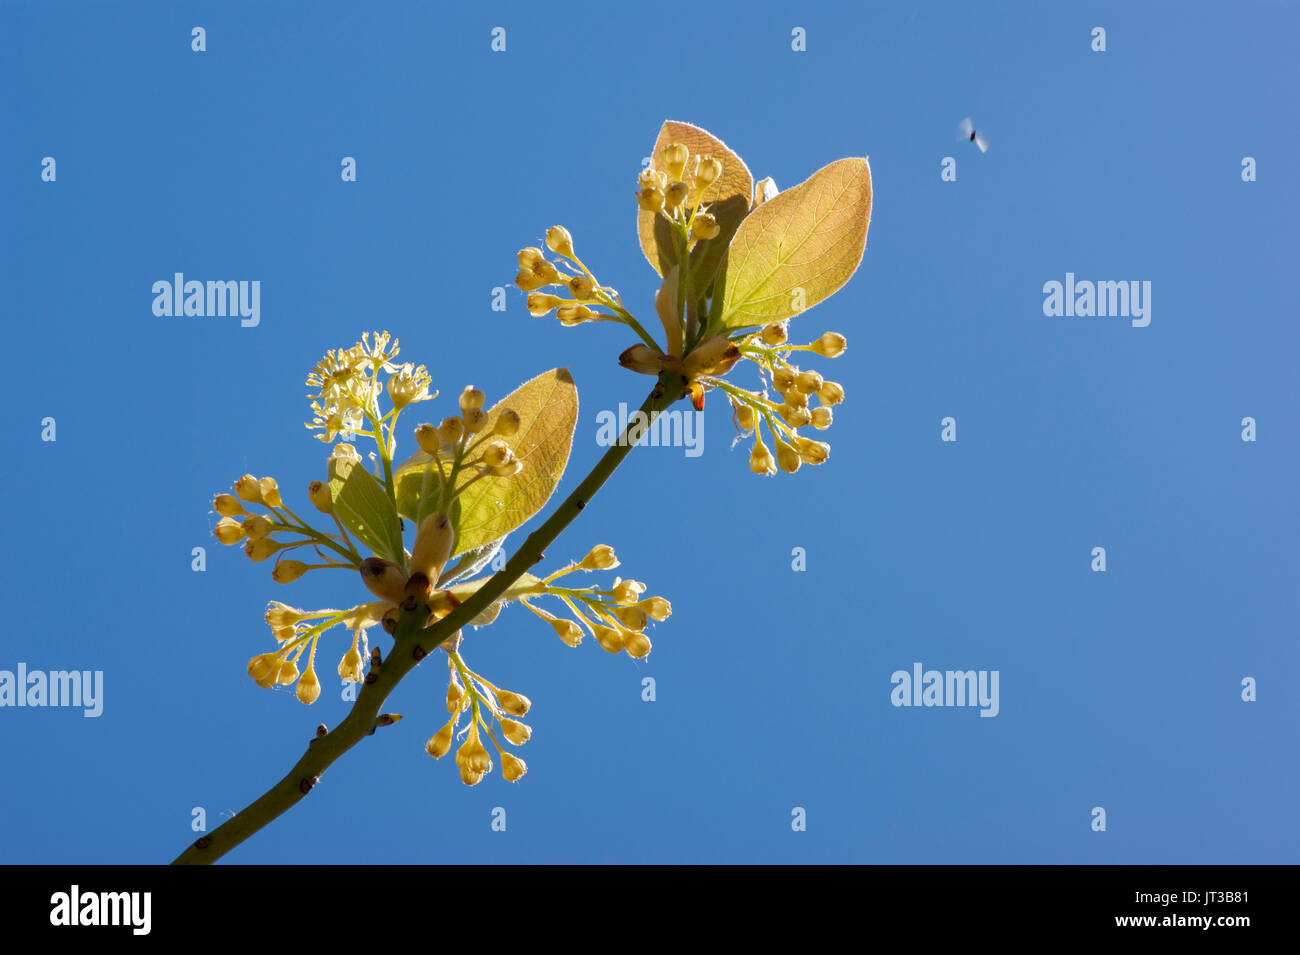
xmin=425 ymin=652 xmax=532 ymax=785
xmin=516 ymin=227 xmax=626 ymax=329
xmin=305 ymin=330 xmax=433 ymax=443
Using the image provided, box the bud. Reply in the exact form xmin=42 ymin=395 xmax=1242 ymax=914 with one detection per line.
xmin=459 ymin=765 xmax=485 ymax=786
xmin=410 ymin=513 xmax=455 ymax=583
xmin=500 ymin=719 xmax=532 ymax=746
xmin=338 ymin=646 xmax=364 ymax=682
xmin=752 ymin=176 xmax=779 ymax=208
xmin=459 ymin=386 xmax=486 ymax=413
xmin=527 ymin=293 xmax=564 ymax=317
xmin=811 ymin=331 xmax=847 ymax=358
xmin=691 ymin=212 xmax=720 ymax=240
xmin=214 ymin=517 xmax=245 ymax=545
xmin=664 ymin=180 xmax=690 ymax=211
xmin=501 ymin=752 xmax=528 ymax=782
xmin=616 ymin=606 xmax=648 ymax=632
xmin=425 ymin=720 xmax=455 ymax=759
xmin=307 ymin=480 xmax=333 ymax=514
xmin=234 ymin=474 xmax=264 ymax=504
xmin=638 ymin=596 xmax=672 ymax=621
xmin=775 ymin=439 xmax=802 ymax=473
xmin=693 ymin=155 xmax=722 ymax=189
xmin=733 ymin=403 xmax=757 ymax=432
xmin=557 ymin=304 xmax=595 ymax=326
xmin=437 ymin=416 xmax=464 ymax=444
xmin=795 ymin=437 xmax=831 ymax=465
xmin=517 ymin=247 xmax=545 ymax=271
xmin=494 ymin=409 xmax=521 ymax=437
xmin=296 ymin=667 xmax=321 ymax=704
xmin=491 ymin=458 xmax=523 ymax=477
xmin=213 ymin=493 xmax=245 ymax=517
xmin=780 ymin=403 xmax=812 ymax=428
xmin=795 ymin=370 xmax=824 ymax=394
xmin=247 ymin=653 xmax=281 ymax=689
xmin=772 ymin=367 xmax=796 ymax=393
xmin=481 ymin=440 xmax=512 ymax=468
xmin=244 ymin=538 xmax=280 ymax=562
xmin=496 ymin=691 xmax=532 ymax=718
xmin=360 ymin=557 xmax=407 ymax=603
xmin=265 ymin=602 xmax=304 ymax=629
xmin=811 ymin=406 xmax=833 ymax=430
xmin=683 ymin=335 xmax=741 ymax=378
xmin=619 ymin=343 xmax=666 ymax=376
xmin=623 ymin=632 xmax=653 ymax=659
xmin=446 ymin=677 xmax=465 ymax=713
xmin=256 ymin=477 xmax=282 ymax=508
xmin=818 ymin=380 xmax=845 ymax=406
xmin=610 ymin=577 xmax=646 ymax=604
xmin=457 ymin=734 xmax=494 ymax=774
xmin=760 ymin=322 xmax=788 ymax=346
xmin=661 ymin=143 xmax=689 ymax=181
xmin=568 ymin=274 xmax=596 ymax=300
xmin=639 ymin=168 xmax=668 ymax=191
xmin=579 ymin=545 xmax=619 ymax=571
xmin=241 ymin=515 xmax=274 ymax=540
xmin=272 ymin=560 xmax=308 ymax=584
xmin=637 ymin=185 xmax=666 ymax=213
xmin=545 ymin=225 xmax=574 ymax=257
xmin=593 ymin=625 xmax=626 ymax=654
xmin=414 ymin=423 xmax=441 ymax=456
xmin=750 ymin=437 xmax=777 ymax=476
xmin=551 ymin=617 xmax=584 ymax=647
xmin=514 ymin=268 xmax=547 ymax=292
xmin=276 ymin=658 xmax=300 ymax=686
xmin=463 ymin=408 xmax=489 ymax=434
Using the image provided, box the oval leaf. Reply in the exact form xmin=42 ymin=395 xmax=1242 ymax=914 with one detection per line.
xmin=328 ymin=457 xmax=406 ymax=568
xmin=394 ymin=368 xmax=578 ymax=558
xmin=638 ymin=121 xmax=753 ymax=290
xmin=715 ymin=157 xmax=872 ymax=330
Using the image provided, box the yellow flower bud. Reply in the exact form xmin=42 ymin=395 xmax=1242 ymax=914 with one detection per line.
xmin=459 ymin=386 xmax=485 ymax=413
xmin=514 ymin=269 xmax=547 ymax=292
xmin=639 ymin=168 xmax=668 ymax=191
xmin=480 ymin=440 xmax=511 ymax=469
xmin=214 ymin=517 xmax=245 ymax=545
xmin=760 ymin=322 xmax=788 ymax=346
xmin=818 ymin=381 xmax=845 ymax=406
xmin=661 ymin=143 xmax=689 ymax=181
xmin=501 ymin=752 xmax=528 ymax=782
xmin=533 ymin=260 xmax=562 ymax=285
xmin=244 ymin=538 xmax=280 ymax=562
xmin=213 ymin=494 xmax=245 ymax=517
xmin=426 ymin=720 xmax=455 ymax=759
xmin=527 ymin=293 xmax=564 ymax=317
xmin=593 ymin=625 xmax=626 ymax=654
xmin=463 ymin=408 xmax=489 ymax=434
xmin=265 ymin=602 xmax=303 ymax=629
xmin=780 ymin=403 xmax=812 ymax=428
xmin=795 ymin=370 xmax=824 ymax=394
xmin=637 ymin=185 xmax=666 ymax=213
xmin=491 ymin=458 xmax=524 ymax=477
xmin=623 ymin=632 xmax=652 ymax=659
xmin=457 ymin=734 xmax=493 ymax=774
xmin=241 ymin=515 xmax=274 ymax=540
xmin=276 ymin=659 xmax=299 ymax=686
xmin=545 ymin=225 xmax=574 ymax=257
xmin=664 ymin=180 xmax=689 ymax=211
xmin=307 ymin=480 xmax=333 ymax=514
xmin=610 ymin=577 xmax=646 ymax=605
xmin=338 ymin=646 xmax=364 ymax=682
xmin=619 ymin=343 xmax=666 ymax=375
xmin=568 ymin=274 xmax=596 ymax=300
xmin=414 ymin=423 xmax=440 ymax=456
xmin=616 ymin=606 xmax=648 ymax=632
xmin=638 ymin=596 xmax=672 ymax=621
xmin=811 ymin=332 xmax=847 ymax=358
xmin=494 ymin=409 xmax=521 ymax=437
xmin=772 ymin=367 xmax=796 ymax=393
xmin=734 ymin=403 xmax=757 ymax=432
xmin=551 ymin=618 xmax=584 ymax=647
xmin=682 ymin=334 xmax=741 ymax=379
xmin=775 ymin=439 xmax=802 ymax=473
xmin=257 ymin=477 xmax=283 ymax=508
xmin=518 ymin=247 xmax=545 ymax=270
xmin=234 ymin=474 xmax=264 ymax=504
xmin=272 ymin=560 xmax=308 ymax=584
xmin=750 ymin=436 xmax=777 ymax=476
xmin=692 ymin=213 xmax=721 ymax=240
xmin=359 ymin=557 xmax=407 ymax=603
xmin=795 ymin=437 xmax=830 ymax=465
xmin=496 ymin=690 xmax=532 ymax=717
xmin=446 ymin=677 xmax=465 ymax=713
xmin=410 ymin=513 xmax=454 ymax=584
xmin=557 ymin=304 xmax=595 ymax=326
xmin=459 ymin=765 xmax=485 ymax=786
xmin=438 ymin=416 xmax=464 ymax=445
xmin=500 ymin=719 xmax=532 ymax=746
xmin=247 ymin=653 xmax=281 ymax=689
xmin=811 ymin=406 xmax=833 ymax=430
xmin=272 ymin=626 xmax=295 ymax=643
xmin=579 ymin=545 xmax=619 ymax=570
xmin=693 ymin=155 xmax=722 ymax=189
xmin=296 ymin=667 xmax=321 ymax=704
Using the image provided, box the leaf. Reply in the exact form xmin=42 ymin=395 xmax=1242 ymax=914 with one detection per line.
xmin=437 ymin=535 xmax=506 ymax=588
xmin=715 ymin=157 xmax=872 ymax=330
xmin=394 ymin=369 xmax=578 ymax=559
xmin=327 ymin=456 xmax=406 ymax=568
xmin=638 ymin=121 xmax=754 ymax=290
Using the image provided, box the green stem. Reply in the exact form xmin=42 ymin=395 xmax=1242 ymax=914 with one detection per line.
xmin=171 ymin=373 xmax=686 ymax=865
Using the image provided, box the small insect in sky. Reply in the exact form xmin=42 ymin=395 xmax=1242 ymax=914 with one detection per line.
xmin=956 ymin=117 xmax=989 ymax=153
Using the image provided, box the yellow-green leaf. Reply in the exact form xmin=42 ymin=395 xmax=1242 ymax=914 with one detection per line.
xmin=394 ymin=369 xmax=578 ymax=558
xmin=715 ymin=157 xmax=872 ymax=330
xmin=638 ymin=121 xmax=753 ymax=289
xmin=327 ymin=456 xmax=406 ymax=568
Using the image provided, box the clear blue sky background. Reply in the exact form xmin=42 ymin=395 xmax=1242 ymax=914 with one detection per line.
xmin=2 ymin=0 xmax=1296 ymax=864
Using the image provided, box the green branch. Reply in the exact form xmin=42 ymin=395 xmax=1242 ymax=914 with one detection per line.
xmin=172 ymin=373 xmax=687 ymax=865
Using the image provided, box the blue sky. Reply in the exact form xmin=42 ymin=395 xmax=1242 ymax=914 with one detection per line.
xmin=2 ymin=0 xmax=1296 ymax=863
